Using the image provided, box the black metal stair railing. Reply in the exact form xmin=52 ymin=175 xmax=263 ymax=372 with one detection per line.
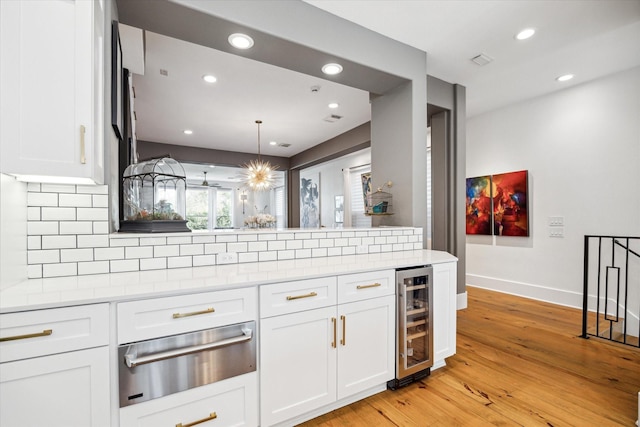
xmin=581 ymin=235 xmax=639 ymax=348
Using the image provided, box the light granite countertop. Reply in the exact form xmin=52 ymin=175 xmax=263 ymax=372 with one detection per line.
xmin=0 ymin=250 xmax=456 ymax=313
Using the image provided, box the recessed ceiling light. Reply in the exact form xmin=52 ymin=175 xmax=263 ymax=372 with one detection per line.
xmin=556 ymin=74 xmax=574 ymax=82
xmin=202 ymin=74 xmax=217 ymax=83
xmin=516 ymin=28 xmax=536 ymax=40
xmin=322 ymin=63 xmax=343 ymax=75
xmin=208 ymin=165 xmax=215 ymax=168
xmin=269 ymin=141 xmax=277 ymax=146
xmin=183 ymin=129 xmax=193 ymax=135
xmin=328 ymin=102 xmax=339 ymax=109
xmin=228 ymin=33 xmax=254 ymax=49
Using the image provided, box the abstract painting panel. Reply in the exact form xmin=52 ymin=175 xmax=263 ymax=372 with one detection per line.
xmin=492 ymin=170 xmax=529 ymax=236
xmin=466 ymin=175 xmax=492 ymax=235
xmin=300 ymin=173 xmax=320 ymax=228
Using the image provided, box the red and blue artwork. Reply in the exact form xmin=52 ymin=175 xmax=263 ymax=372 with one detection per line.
xmin=466 ymin=175 xmax=492 ymax=235
xmin=492 ymin=170 xmax=528 ymax=236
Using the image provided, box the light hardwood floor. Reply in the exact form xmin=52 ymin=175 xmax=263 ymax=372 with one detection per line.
xmin=299 ymin=286 xmax=640 ymax=426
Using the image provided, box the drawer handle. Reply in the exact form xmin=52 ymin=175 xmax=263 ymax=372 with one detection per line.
xmin=357 ymin=282 xmax=382 ymax=290
xmin=176 ymin=412 xmax=217 ymax=427
xmin=172 ymin=307 xmax=215 ymax=319
xmin=0 ymin=329 xmax=52 ymax=342
xmin=340 ymin=315 xmax=346 ymax=346
xmin=80 ymin=125 xmax=86 ymax=164
xmin=125 ymin=328 xmax=252 ymax=368
xmin=331 ymin=317 xmax=336 ymax=348
xmin=286 ymin=291 xmax=317 ymax=301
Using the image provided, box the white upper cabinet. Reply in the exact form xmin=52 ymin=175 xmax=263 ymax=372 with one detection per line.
xmin=0 ymin=0 xmax=104 ymax=184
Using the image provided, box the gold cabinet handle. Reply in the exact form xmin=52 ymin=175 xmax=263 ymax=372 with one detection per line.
xmin=176 ymin=412 xmax=217 ymax=427
xmin=331 ymin=317 xmax=336 ymax=348
xmin=0 ymin=329 xmax=52 ymax=342
xmin=80 ymin=125 xmax=86 ymax=164
xmin=357 ymin=283 xmax=381 ymax=290
xmin=340 ymin=315 xmax=346 ymax=346
xmin=286 ymin=291 xmax=318 ymax=301
xmin=172 ymin=307 xmax=215 ymax=319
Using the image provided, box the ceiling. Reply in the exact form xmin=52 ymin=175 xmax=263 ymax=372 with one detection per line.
xmin=123 ymin=0 xmax=640 ymax=169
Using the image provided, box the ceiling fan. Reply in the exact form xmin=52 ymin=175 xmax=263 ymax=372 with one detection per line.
xmin=201 ymin=171 xmax=220 ymax=187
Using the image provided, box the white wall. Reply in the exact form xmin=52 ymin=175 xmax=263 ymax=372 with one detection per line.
xmin=466 ymin=67 xmax=640 ymax=307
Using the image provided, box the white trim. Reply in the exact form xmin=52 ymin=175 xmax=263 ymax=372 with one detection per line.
xmin=456 ymin=291 xmax=467 ymax=310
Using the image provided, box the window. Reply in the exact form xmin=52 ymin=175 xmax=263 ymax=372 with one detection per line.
xmin=273 ymin=186 xmax=286 ymax=228
xmin=186 ymin=187 xmax=234 ymax=230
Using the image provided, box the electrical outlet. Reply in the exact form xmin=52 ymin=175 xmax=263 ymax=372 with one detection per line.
xmin=549 ymin=227 xmax=564 ymax=238
xmin=548 ymin=216 xmax=564 ymax=226
xmin=218 ymin=252 xmax=238 ymax=264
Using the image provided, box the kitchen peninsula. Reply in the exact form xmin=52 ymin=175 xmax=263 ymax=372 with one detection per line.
xmin=0 ymin=225 xmax=457 ymax=427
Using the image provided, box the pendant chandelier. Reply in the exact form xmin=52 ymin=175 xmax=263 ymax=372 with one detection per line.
xmin=242 ymin=120 xmax=277 ymax=191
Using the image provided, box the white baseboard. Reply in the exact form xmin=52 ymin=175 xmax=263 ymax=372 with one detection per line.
xmin=465 ymin=274 xmax=583 ymax=309
xmin=457 ymin=291 xmax=467 ymax=310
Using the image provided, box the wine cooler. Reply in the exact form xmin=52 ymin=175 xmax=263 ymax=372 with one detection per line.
xmin=388 ymin=265 xmax=433 ymax=389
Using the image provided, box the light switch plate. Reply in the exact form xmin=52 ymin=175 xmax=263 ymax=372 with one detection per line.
xmin=548 ymin=216 xmax=564 ymax=226
xmin=549 ymin=227 xmax=564 ymax=238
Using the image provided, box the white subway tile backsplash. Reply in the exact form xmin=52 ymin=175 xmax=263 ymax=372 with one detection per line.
xmin=27 ymin=236 xmax=41 ymax=250
xmin=168 ymin=256 xmax=192 ymax=269
xmin=285 ymin=240 xmax=302 ymax=250
xmin=374 ymin=236 xmax=386 ymax=245
xmin=356 ymin=245 xmax=369 ymax=254
xmin=139 ymin=237 xmax=167 ymax=246
xmin=167 ymin=236 xmax=192 ymax=245
xmin=27 ymin=183 xmax=41 ymax=192
xmin=369 ymin=245 xmax=381 ymax=253
xmin=387 ymin=236 xmax=398 ymax=244
xmin=248 ymin=241 xmax=267 ymax=252
xmin=94 ymin=247 xmax=125 ymax=261
xmin=27 ymin=207 xmax=41 ymax=221
xmin=28 ymin=250 xmax=60 ymax=264
xmin=392 ymin=230 xmax=404 ymax=236
xmin=355 ymin=231 xmax=369 ymax=237
xmin=277 ymin=233 xmax=294 ymax=240
xmin=193 ymin=255 xmax=216 ymax=266
xmin=154 ymin=245 xmax=180 ymax=257
xmin=78 ymin=260 xmax=110 ymax=275
xmin=380 ymin=230 xmax=392 ymax=236
xmin=327 ymin=247 xmax=342 ymax=256
xmin=348 ymin=238 xmax=362 ymax=246
xmin=335 ymin=238 xmax=349 ymax=247
xmin=27 ymin=222 xmax=58 ymax=236
xmin=192 ymin=235 xmax=216 ymax=244
xmin=110 ymin=259 xmax=139 ymax=273
xmin=77 ymin=185 xmax=108 ymax=194
xmin=303 ymin=239 xmax=319 ymax=249
xmin=59 ymin=193 xmax=92 ymax=207
xmin=92 ymin=194 xmax=108 ymax=207
xmin=362 ymin=237 xmax=374 ymax=245
xmin=368 ymin=230 xmax=381 ymax=237
xmin=140 ymin=257 xmax=166 ymax=271
xmin=403 ymin=243 xmax=414 ymax=251
xmin=60 ymin=221 xmax=93 ymax=235
xmin=125 ymin=246 xmax=153 ymax=259
xmin=342 ymin=246 xmax=356 ymax=255
xmin=77 ymin=235 xmax=109 ymax=248
xmin=408 ymin=235 xmax=418 ymax=243
xmin=311 ymin=232 xmax=327 ymax=239
xmin=61 ymin=248 xmax=94 ymax=263
xmin=27 ymin=192 xmax=58 ymax=207
xmin=42 ymin=235 xmax=76 ymax=249
xmin=27 ymin=264 xmax=43 ymax=279
xmin=268 ymin=240 xmax=286 ymax=251
xmin=110 ymin=238 xmax=140 ymax=247
xmin=295 ymin=232 xmax=311 ymax=240
xmin=41 ymin=207 xmax=76 ymax=221
xmin=259 ymin=251 xmax=277 ymax=262
xmin=215 ymin=234 xmax=237 ymax=243
xmin=393 ymin=244 xmax=404 ymax=251
xmin=278 ymin=250 xmax=295 ymax=260
xmin=403 ymin=229 xmax=414 ymax=235
xmin=295 ymin=248 xmax=312 ymax=259
xmin=238 ymin=234 xmax=258 ymax=242
xmin=319 ymin=239 xmax=335 ymax=248
xmin=381 ymin=244 xmax=392 ymax=252
xmin=204 ymin=243 xmax=226 ymax=255
xmin=312 ymin=248 xmax=328 ymax=257
xmin=341 ymin=231 xmax=355 ymax=238
xmin=43 ymin=263 xmax=78 ymax=278
xmin=92 ymin=222 xmax=109 ymax=235
xmin=77 ymin=207 xmax=108 ymax=221
xmin=227 ymin=242 xmax=248 ymax=253
xmin=258 ymin=233 xmax=277 ymax=241
xmin=327 ymin=232 xmax=342 ymax=238
xmin=180 ymin=244 xmax=204 ymax=256
xmin=413 ymin=242 xmax=422 ymax=250
xmin=398 ymin=235 xmax=408 ymax=243
xmin=239 ymin=252 xmax=258 ymax=263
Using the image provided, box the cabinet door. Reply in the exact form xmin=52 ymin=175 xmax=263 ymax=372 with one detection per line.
xmin=337 ymin=295 xmax=395 ymax=400
xmin=260 ymin=306 xmax=337 ymax=426
xmin=0 ymin=346 xmax=110 ymax=427
xmin=433 ymin=262 xmax=457 ymax=367
xmin=120 ymin=373 xmax=258 ymax=427
xmin=0 ymin=0 xmax=103 ymax=184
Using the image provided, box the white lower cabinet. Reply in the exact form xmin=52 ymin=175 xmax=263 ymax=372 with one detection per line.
xmin=0 ymin=346 xmax=110 ymax=427
xmin=260 ymin=281 xmax=395 ymax=427
xmin=119 ymin=373 xmax=258 ymax=427
xmin=433 ymin=261 xmax=457 ymax=366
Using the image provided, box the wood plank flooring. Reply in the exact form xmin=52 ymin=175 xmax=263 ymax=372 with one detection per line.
xmin=298 ymin=286 xmax=640 ymax=426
